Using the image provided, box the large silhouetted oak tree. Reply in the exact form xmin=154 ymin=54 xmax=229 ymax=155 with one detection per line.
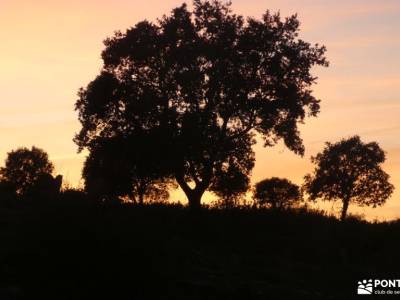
xmin=304 ymin=136 xmax=394 ymax=220
xmin=74 ymin=0 xmax=327 ymax=209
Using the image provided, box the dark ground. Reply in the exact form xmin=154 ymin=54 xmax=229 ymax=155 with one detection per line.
xmin=0 ymin=198 xmax=399 ymax=299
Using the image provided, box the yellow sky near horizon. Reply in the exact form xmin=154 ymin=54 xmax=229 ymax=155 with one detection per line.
xmin=1 ymin=0 xmax=399 ymax=220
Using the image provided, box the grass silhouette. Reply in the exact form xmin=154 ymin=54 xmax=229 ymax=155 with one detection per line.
xmin=0 ymin=196 xmax=398 ymax=299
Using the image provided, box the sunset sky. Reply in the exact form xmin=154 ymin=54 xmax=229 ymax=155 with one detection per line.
xmin=1 ymin=0 xmax=399 ymax=220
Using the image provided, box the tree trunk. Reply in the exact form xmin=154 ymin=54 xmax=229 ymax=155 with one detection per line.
xmin=130 ymin=192 xmax=137 ymax=204
xmin=188 ymin=191 xmax=202 ymax=211
xmin=175 ymin=171 xmax=209 ymax=211
xmin=138 ymin=192 xmax=144 ymax=205
xmin=341 ymin=198 xmax=350 ymax=221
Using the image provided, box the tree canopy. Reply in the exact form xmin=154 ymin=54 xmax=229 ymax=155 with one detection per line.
xmin=304 ymin=136 xmax=394 ymax=220
xmin=74 ymin=0 xmax=328 ymax=208
xmin=253 ymin=177 xmax=302 ymax=209
xmin=0 ymin=146 xmax=55 ymax=196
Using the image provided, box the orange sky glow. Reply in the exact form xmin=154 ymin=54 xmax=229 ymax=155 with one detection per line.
xmin=1 ymin=0 xmax=399 ymax=220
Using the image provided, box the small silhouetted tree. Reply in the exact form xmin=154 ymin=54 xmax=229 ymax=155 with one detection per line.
xmin=304 ymin=136 xmax=394 ymax=220
xmin=211 ymin=160 xmax=252 ymax=207
xmin=253 ymin=177 xmax=302 ymax=209
xmin=74 ymin=0 xmax=328 ymax=209
xmin=83 ymin=138 xmax=175 ymax=204
xmin=0 ymin=146 xmax=55 ymax=196
xmin=27 ymin=174 xmax=63 ymax=200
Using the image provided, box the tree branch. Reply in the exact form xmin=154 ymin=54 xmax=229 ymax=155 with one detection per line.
xmin=175 ymin=170 xmax=193 ymax=197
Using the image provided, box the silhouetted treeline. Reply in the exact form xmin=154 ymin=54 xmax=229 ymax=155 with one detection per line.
xmin=1 ymin=134 xmax=394 ymax=223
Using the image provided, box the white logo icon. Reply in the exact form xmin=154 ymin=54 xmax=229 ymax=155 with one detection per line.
xmin=358 ymin=279 xmax=373 ymax=295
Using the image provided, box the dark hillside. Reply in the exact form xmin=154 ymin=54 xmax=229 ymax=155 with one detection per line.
xmin=0 ymin=200 xmax=398 ymax=299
